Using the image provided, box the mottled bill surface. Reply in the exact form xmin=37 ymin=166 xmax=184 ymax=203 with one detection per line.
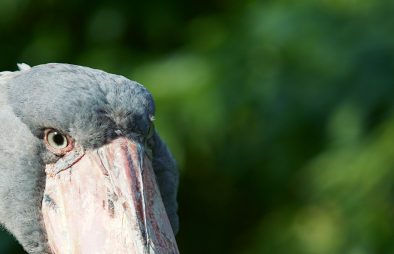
xmin=42 ymin=138 xmax=179 ymax=254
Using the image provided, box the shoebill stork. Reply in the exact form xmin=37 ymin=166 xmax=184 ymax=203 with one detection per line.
xmin=0 ymin=63 xmax=179 ymax=254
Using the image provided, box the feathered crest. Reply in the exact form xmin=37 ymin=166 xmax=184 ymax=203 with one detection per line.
xmin=0 ymin=63 xmax=31 ymax=85
xmin=17 ymin=63 xmax=31 ymax=71
xmin=0 ymin=63 xmax=31 ymax=106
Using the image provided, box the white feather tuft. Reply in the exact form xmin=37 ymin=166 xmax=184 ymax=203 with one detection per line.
xmin=17 ymin=63 xmax=31 ymax=71
xmin=0 ymin=63 xmax=32 ymax=83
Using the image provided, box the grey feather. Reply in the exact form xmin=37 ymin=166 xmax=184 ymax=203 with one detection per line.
xmin=0 ymin=63 xmax=179 ymax=253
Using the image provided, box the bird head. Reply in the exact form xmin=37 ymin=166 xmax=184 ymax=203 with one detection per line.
xmin=0 ymin=63 xmax=179 ymax=254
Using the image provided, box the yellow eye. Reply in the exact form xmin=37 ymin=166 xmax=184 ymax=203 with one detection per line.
xmin=47 ymin=131 xmax=68 ymax=149
xmin=44 ymin=129 xmax=73 ymax=155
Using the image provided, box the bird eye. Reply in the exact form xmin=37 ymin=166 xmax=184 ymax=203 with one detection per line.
xmin=48 ymin=131 xmax=67 ymax=148
xmin=44 ymin=129 xmax=73 ymax=155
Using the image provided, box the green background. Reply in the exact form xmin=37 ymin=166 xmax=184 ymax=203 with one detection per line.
xmin=1 ymin=0 xmax=394 ymax=253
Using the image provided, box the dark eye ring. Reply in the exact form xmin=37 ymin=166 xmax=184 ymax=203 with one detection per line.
xmin=44 ymin=129 xmax=73 ymax=155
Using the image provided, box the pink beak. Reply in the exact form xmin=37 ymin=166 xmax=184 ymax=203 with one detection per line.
xmin=42 ymin=137 xmax=179 ymax=254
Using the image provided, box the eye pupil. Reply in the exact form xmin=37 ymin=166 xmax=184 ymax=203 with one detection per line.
xmin=53 ymin=133 xmax=65 ymax=146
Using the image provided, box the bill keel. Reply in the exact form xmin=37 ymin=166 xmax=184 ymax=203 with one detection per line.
xmin=42 ymin=137 xmax=179 ymax=254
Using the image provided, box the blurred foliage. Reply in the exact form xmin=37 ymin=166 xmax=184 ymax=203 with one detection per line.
xmin=1 ymin=0 xmax=394 ymax=253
